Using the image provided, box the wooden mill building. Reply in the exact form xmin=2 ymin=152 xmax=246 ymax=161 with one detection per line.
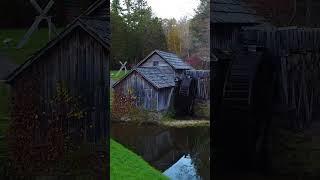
xmin=5 ymin=0 xmax=110 ymax=144
xmin=211 ymin=0 xmax=265 ymax=50
xmin=212 ymin=0 xmax=320 ymax=176
xmin=113 ymin=50 xmax=193 ymax=112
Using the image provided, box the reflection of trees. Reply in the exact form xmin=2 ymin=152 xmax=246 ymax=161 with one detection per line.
xmin=111 ymin=124 xmax=211 ymax=179
xmin=188 ymin=128 xmax=210 ymax=180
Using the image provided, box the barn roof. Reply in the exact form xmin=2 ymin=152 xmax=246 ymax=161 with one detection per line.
xmin=113 ymin=67 xmax=175 ymax=89
xmin=156 ymin=50 xmax=193 ymax=70
xmin=136 ymin=50 xmax=193 ymax=70
xmin=211 ymin=0 xmax=262 ymax=24
xmin=82 ymin=0 xmax=109 ymax=17
xmin=79 ymin=16 xmax=110 ymax=43
xmin=136 ymin=67 xmax=175 ymax=88
xmin=5 ymin=0 xmax=109 ymax=83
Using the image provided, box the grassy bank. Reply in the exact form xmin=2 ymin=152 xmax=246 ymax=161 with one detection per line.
xmin=110 ymin=139 xmax=168 ymax=180
xmin=111 ymin=70 xmax=128 ymax=81
xmin=0 ymin=28 xmax=61 ymax=64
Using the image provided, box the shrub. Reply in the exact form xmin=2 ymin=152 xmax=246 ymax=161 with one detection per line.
xmin=111 ymin=89 xmax=136 ymax=121
xmin=111 ymin=89 xmax=154 ymax=122
xmin=128 ymin=107 xmax=151 ymax=122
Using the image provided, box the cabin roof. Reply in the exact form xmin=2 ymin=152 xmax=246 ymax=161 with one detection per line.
xmin=79 ymin=16 xmax=110 ymax=43
xmin=136 ymin=67 xmax=175 ymax=88
xmin=211 ymin=0 xmax=261 ymax=24
xmin=136 ymin=50 xmax=193 ymax=70
xmin=5 ymin=0 xmax=109 ymax=83
xmin=82 ymin=0 xmax=109 ymax=17
xmin=113 ymin=67 xmax=175 ymax=89
xmin=156 ymin=50 xmax=193 ymax=70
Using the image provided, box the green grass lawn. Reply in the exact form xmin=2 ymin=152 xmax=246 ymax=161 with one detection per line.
xmin=0 ymin=28 xmax=62 ymax=64
xmin=111 ymin=70 xmax=128 ymax=81
xmin=110 ymin=139 xmax=168 ymax=180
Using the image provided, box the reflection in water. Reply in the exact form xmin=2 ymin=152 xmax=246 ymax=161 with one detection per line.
xmin=111 ymin=122 xmax=210 ymax=180
xmin=163 ymin=154 xmax=201 ymax=180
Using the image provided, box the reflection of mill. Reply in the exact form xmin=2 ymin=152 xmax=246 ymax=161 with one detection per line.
xmin=111 ymin=123 xmax=210 ymax=175
xmin=111 ymin=124 xmax=184 ymax=171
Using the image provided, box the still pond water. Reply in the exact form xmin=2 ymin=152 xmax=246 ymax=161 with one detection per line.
xmin=111 ymin=122 xmax=210 ymax=180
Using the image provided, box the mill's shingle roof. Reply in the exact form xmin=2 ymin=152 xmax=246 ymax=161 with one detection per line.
xmin=136 ymin=67 xmax=175 ymax=89
xmin=156 ymin=50 xmax=193 ymax=70
xmin=112 ymin=66 xmax=176 ymax=89
xmin=211 ymin=0 xmax=261 ymax=24
xmin=113 ymin=50 xmax=192 ymax=89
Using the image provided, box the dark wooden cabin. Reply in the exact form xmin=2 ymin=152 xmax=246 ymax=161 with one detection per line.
xmin=5 ymin=0 xmax=110 ymax=145
xmin=212 ymin=1 xmax=320 ymax=176
xmin=211 ymin=0 xmax=276 ymax=174
xmin=211 ymin=0 xmax=263 ymax=50
xmin=113 ymin=50 xmax=193 ymax=112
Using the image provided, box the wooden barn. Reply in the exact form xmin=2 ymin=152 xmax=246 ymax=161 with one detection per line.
xmin=113 ymin=50 xmax=193 ymax=112
xmin=5 ymin=0 xmax=110 ymax=147
xmin=212 ymin=0 xmax=320 ymax=176
xmin=211 ymin=0 xmax=267 ymax=50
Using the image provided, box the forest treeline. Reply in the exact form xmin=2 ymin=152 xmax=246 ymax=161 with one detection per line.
xmin=111 ymin=0 xmax=209 ymax=69
xmin=0 ymin=0 xmax=209 ymax=70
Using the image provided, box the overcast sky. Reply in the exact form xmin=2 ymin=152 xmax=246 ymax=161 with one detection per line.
xmin=146 ymin=0 xmax=200 ymax=19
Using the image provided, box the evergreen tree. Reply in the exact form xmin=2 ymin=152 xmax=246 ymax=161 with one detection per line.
xmin=110 ymin=0 xmax=167 ymax=69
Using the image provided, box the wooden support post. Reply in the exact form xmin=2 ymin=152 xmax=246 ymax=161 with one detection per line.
xmin=116 ymin=61 xmax=127 ymax=77
xmin=17 ymin=0 xmax=57 ymax=49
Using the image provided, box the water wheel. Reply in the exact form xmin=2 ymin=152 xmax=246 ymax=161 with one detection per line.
xmin=214 ymin=48 xmax=277 ymax=174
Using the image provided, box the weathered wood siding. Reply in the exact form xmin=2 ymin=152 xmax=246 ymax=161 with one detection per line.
xmin=211 ymin=24 xmax=241 ymax=50
xmin=114 ymin=71 xmax=173 ymax=111
xmin=185 ymin=70 xmax=210 ymax=100
xmin=11 ymin=27 xmax=109 ymax=144
xmin=158 ymin=87 xmax=174 ymax=111
xmin=242 ymin=27 xmax=320 ymax=55
xmin=141 ymin=54 xmax=169 ymax=67
xmin=114 ymin=71 xmax=157 ymax=111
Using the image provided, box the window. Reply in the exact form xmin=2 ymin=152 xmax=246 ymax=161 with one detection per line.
xmin=153 ymin=61 xmax=159 ymax=66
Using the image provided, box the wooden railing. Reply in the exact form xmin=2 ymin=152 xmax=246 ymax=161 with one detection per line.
xmin=185 ymin=70 xmax=210 ymax=100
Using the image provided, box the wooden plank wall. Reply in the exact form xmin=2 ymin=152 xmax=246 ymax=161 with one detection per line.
xmin=211 ymin=24 xmax=241 ymax=50
xmin=158 ymin=87 xmax=174 ymax=111
xmin=12 ymin=27 xmax=109 ymax=144
xmin=241 ymin=27 xmax=320 ymax=128
xmin=185 ymin=70 xmax=210 ymax=100
xmin=242 ymin=27 xmax=320 ymax=55
xmin=114 ymin=72 xmax=159 ymax=111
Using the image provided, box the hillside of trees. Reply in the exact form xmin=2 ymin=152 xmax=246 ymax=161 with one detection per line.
xmin=111 ymin=0 xmax=209 ymax=70
xmin=0 ymin=0 xmax=209 ymax=70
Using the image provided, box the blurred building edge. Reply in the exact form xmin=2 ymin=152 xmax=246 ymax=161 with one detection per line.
xmin=3 ymin=0 xmax=110 ymax=177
